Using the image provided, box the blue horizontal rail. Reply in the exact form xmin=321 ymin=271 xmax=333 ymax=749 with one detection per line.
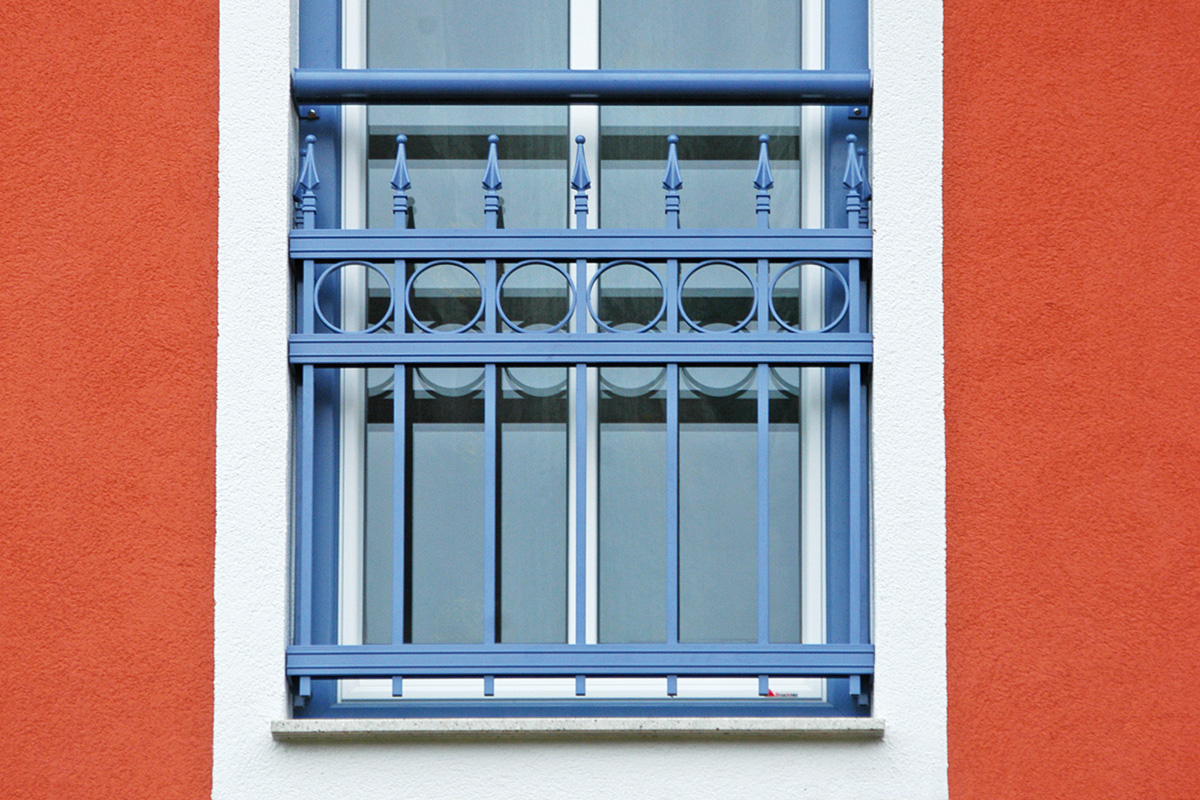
xmin=290 ymin=333 xmax=873 ymax=366
xmin=290 ymin=228 xmax=873 ymax=261
xmin=292 ymin=69 xmax=872 ymax=106
xmin=287 ymin=643 xmax=875 ymax=678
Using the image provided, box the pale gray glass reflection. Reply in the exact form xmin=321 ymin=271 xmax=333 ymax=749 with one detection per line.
xmin=366 ymin=1 xmax=569 ymax=230
xmin=768 ymin=367 xmax=803 ymax=643
xmin=369 ymin=0 xmax=567 ymax=70
xmin=409 ymin=367 xmax=485 ymax=644
xmin=367 ymin=115 xmax=569 ymax=230
xmin=600 ymin=109 xmax=802 ymax=230
xmin=600 ymin=1 xmax=801 ymax=230
xmin=601 ymin=0 xmax=800 ymax=70
xmin=679 ymin=366 xmax=757 ymax=643
xmin=363 ymin=367 xmax=395 ymax=645
xmin=499 ymin=368 xmax=569 ymax=643
xmin=598 ymin=367 xmax=667 ymax=643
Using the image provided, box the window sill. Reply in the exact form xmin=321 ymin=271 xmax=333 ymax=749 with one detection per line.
xmin=271 ymin=717 xmax=885 ymax=742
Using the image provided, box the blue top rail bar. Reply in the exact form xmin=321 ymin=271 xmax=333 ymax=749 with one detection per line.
xmin=292 ymin=69 xmax=873 ymax=106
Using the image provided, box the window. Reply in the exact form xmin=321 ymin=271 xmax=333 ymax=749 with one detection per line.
xmin=289 ymin=0 xmax=871 ymax=717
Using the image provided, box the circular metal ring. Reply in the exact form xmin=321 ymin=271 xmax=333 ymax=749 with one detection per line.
xmin=313 ymin=260 xmax=396 ymax=335
xmin=586 ymin=260 xmax=667 ymax=334
xmin=677 ymin=259 xmax=758 ymax=334
xmin=496 ymin=260 xmax=576 ymax=334
xmin=680 ymin=365 xmax=757 ymax=398
xmin=413 ymin=366 xmax=486 ymax=398
xmin=598 ymin=366 xmax=668 ymax=398
xmin=768 ymin=260 xmax=851 ymax=334
xmin=404 ymin=260 xmax=485 ymax=334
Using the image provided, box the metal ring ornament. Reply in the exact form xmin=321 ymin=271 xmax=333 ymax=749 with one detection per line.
xmin=677 ymin=259 xmax=758 ymax=334
xmin=313 ymin=260 xmax=396 ymax=335
xmin=768 ymin=260 xmax=851 ymax=334
xmin=586 ymin=260 xmax=667 ymax=334
xmin=404 ymin=260 xmax=486 ymax=334
xmin=496 ymin=260 xmax=577 ymax=334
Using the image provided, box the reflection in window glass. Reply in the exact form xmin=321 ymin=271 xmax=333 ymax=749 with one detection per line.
xmin=500 ymin=368 xmax=569 ymax=643
xmin=679 ymin=366 xmax=757 ymax=643
xmin=601 ymin=0 xmax=800 ymax=70
xmin=598 ymin=367 xmax=666 ymax=643
xmin=409 ymin=367 xmax=486 ymax=644
xmin=366 ymin=1 xmax=569 ymax=230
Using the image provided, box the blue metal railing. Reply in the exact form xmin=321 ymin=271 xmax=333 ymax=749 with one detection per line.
xmin=288 ymin=128 xmax=872 ymax=712
xmin=292 ymin=68 xmax=872 ymax=106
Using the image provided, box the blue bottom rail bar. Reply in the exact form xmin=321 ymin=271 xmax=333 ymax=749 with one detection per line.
xmin=286 ymin=643 xmax=874 ymax=679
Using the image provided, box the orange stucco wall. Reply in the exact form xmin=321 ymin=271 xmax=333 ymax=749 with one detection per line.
xmin=945 ymin=3 xmax=1200 ymax=798
xmin=0 ymin=3 xmax=217 ymax=799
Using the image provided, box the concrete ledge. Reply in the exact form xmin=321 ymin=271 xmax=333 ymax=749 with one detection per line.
xmin=271 ymin=717 xmax=885 ymax=742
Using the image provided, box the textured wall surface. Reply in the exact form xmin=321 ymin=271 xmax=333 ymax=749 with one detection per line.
xmin=0 ymin=2 xmax=217 ymax=799
xmin=944 ymin=3 xmax=1200 ymax=798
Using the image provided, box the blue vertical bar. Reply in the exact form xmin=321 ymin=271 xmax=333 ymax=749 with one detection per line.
xmin=391 ymin=366 xmax=406 ymax=646
xmin=574 ymin=363 xmax=588 ymax=646
xmin=297 ymin=365 xmax=315 ymax=646
xmin=296 ymin=0 xmax=341 ymax=716
xmin=756 ymin=364 xmax=769 ymax=644
xmin=848 ymin=362 xmax=865 ymax=647
xmin=666 ymin=364 xmax=679 ymax=644
xmin=484 ymin=364 xmax=498 ymax=644
xmin=849 ymin=259 xmax=862 ymax=333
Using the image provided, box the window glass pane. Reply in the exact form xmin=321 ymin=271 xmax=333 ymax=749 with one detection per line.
xmin=598 ymin=367 xmax=666 ymax=643
xmin=768 ymin=367 xmax=803 ymax=643
xmin=363 ymin=367 xmax=395 ymax=645
xmin=600 ymin=108 xmax=802 ymax=229
xmin=500 ymin=367 xmax=569 ymax=643
xmin=679 ymin=366 xmax=757 ymax=643
xmin=365 ymin=0 xmax=569 ymax=230
xmin=409 ymin=367 xmax=485 ymax=643
xmin=368 ymin=109 xmax=569 ymax=230
xmin=600 ymin=0 xmax=800 ymax=70
xmin=369 ymin=0 xmax=567 ymax=70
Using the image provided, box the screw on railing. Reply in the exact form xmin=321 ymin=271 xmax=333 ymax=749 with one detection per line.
xmin=842 ymin=134 xmax=864 ymax=230
xmin=571 ymin=135 xmax=591 ymax=230
xmin=482 ymin=134 xmax=503 ymax=230
xmin=663 ymin=134 xmax=682 ymax=229
xmin=754 ymin=134 xmax=774 ymax=230
xmin=391 ymin=134 xmax=411 ymax=229
xmin=293 ymin=138 xmax=310 ymax=229
xmin=857 ymin=144 xmax=871 ymax=229
xmin=298 ymin=134 xmax=320 ymax=231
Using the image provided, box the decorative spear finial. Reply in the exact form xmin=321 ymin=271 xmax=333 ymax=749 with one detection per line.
xmin=482 ymin=134 xmax=502 ymax=191
xmin=842 ymin=134 xmax=863 ymax=229
xmin=299 ymin=134 xmax=320 ymax=230
xmin=571 ymin=134 xmax=590 ymax=229
xmin=857 ymin=144 xmax=871 ymax=228
xmin=482 ymin=134 xmax=502 ymax=228
xmin=391 ymin=134 xmax=411 ymax=229
xmin=663 ymin=134 xmax=682 ymax=228
xmin=753 ymin=134 xmax=774 ymax=191
xmin=754 ymin=134 xmax=773 ymax=228
xmin=292 ymin=139 xmax=308 ymax=228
